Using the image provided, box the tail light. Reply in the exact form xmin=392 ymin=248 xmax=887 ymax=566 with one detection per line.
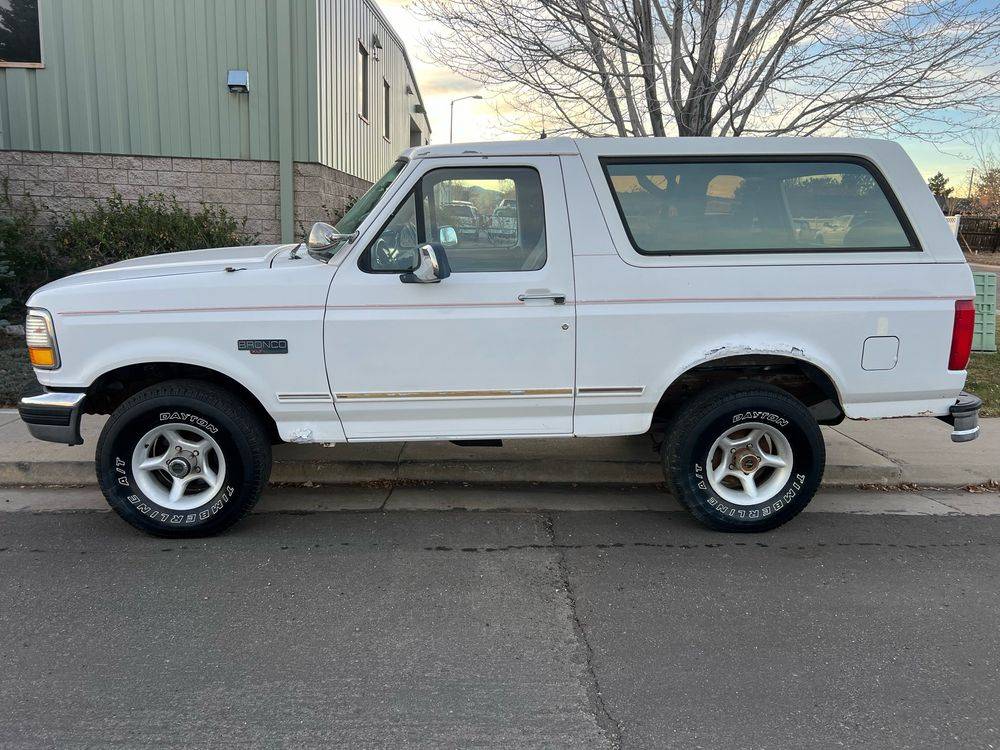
xmin=948 ymin=299 xmax=975 ymax=371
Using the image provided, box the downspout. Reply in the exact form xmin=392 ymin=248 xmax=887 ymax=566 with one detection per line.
xmin=276 ymin=0 xmax=294 ymax=242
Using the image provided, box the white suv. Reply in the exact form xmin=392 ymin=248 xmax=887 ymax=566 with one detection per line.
xmin=19 ymin=137 xmax=981 ymax=536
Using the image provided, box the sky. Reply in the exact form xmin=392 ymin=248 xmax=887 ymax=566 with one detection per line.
xmin=378 ymin=0 xmax=988 ymax=196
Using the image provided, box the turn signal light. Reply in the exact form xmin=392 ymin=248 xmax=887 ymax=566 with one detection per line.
xmin=28 ymin=347 xmax=57 ymax=367
xmin=25 ymin=309 xmax=60 ymax=370
xmin=948 ymin=299 xmax=975 ymax=371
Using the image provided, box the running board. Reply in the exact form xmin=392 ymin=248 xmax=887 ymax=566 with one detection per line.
xmin=450 ymin=439 xmax=504 ymax=447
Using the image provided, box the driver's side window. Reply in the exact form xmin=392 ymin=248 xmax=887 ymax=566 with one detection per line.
xmin=362 ymin=165 xmax=547 ymax=274
xmin=363 ymin=189 xmax=420 ymax=272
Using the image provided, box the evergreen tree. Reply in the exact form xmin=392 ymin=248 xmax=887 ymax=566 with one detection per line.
xmin=927 ymin=172 xmax=954 ymax=199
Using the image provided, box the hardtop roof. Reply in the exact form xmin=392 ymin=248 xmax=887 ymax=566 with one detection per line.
xmin=401 ymin=136 xmax=904 ymax=161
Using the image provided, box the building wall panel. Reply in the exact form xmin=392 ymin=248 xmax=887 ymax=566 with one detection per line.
xmin=0 ymin=0 xmax=429 ymax=188
xmin=0 ymin=0 xmax=314 ymax=162
xmin=312 ymin=0 xmax=429 ymax=182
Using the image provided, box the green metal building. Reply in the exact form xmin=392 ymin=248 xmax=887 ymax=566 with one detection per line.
xmin=0 ymin=0 xmax=431 ymax=242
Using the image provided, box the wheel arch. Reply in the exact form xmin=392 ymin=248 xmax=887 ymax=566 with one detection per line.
xmin=651 ymin=350 xmax=846 ymax=429
xmin=82 ymin=361 xmax=280 ymax=443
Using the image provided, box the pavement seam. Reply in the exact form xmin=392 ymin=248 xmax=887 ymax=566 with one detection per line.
xmin=543 ymin=512 xmax=623 ymax=750
xmin=421 ymin=537 xmax=998 ymax=553
xmin=916 ymin=491 xmax=973 ymax=515
xmin=830 ymin=425 xmax=902 ymax=467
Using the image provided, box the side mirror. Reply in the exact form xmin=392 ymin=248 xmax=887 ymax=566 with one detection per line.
xmin=400 ymin=243 xmax=451 ymax=284
xmin=438 ymin=226 xmax=459 ymax=248
xmin=307 ymin=222 xmax=357 ymax=252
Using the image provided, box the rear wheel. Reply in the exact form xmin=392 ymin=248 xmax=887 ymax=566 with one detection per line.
xmin=96 ymin=380 xmax=271 ymax=537
xmin=662 ymin=382 xmax=825 ymax=532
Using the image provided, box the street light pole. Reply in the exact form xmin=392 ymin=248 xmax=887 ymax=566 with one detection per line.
xmin=449 ymin=95 xmax=483 ymax=143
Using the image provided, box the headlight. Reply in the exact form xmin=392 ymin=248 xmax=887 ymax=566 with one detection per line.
xmin=25 ymin=309 xmax=60 ymax=369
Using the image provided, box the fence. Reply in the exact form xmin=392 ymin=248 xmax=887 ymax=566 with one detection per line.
xmin=958 ymin=216 xmax=1000 ymax=253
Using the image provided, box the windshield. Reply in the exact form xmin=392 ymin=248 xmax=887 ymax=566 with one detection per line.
xmin=312 ymin=159 xmax=407 ymax=259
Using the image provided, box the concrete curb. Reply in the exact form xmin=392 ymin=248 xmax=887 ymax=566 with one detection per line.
xmin=7 ymin=411 xmax=996 ymax=490
xmin=0 ymin=455 xmax=903 ymax=489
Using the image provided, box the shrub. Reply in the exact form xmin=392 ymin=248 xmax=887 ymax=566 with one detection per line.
xmin=56 ymin=192 xmax=258 ymax=273
xmin=0 ymin=333 xmax=40 ymax=405
xmin=0 ymin=184 xmax=258 ymax=322
xmin=0 ymin=188 xmax=50 ymax=325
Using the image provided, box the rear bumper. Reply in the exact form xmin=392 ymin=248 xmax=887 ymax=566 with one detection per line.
xmin=936 ymin=391 xmax=981 ymax=443
xmin=18 ymin=391 xmax=86 ymax=446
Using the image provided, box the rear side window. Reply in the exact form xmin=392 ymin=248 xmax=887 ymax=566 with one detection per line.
xmin=602 ymin=158 xmax=918 ymax=255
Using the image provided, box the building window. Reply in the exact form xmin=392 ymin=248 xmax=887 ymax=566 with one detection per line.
xmin=358 ymin=42 xmax=369 ymax=121
xmin=383 ymin=80 xmax=391 ymax=140
xmin=0 ymin=0 xmax=43 ymax=67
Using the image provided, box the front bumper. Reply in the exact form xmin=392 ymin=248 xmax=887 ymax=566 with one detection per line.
xmin=18 ymin=391 xmax=87 ymax=446
xmin=936 ymin=391 xmax=981 ymax=443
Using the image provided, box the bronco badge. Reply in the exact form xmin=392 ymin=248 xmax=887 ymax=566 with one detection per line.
xmin=238 ymin=339 xmax=288 ymax=355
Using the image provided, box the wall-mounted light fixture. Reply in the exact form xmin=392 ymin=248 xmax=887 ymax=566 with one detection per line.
xmin=227 ymin=70 xmax=250 ymax=94
xmin=371 ymin=34 xmax=383 ymax=61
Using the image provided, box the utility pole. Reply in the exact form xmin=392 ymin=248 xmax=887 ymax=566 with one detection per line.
xmin=449 ymin=95 xmax=483 ymax=143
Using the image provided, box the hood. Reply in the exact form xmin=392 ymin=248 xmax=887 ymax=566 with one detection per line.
xmin=36 ymin=244 xmax=293 ymax=293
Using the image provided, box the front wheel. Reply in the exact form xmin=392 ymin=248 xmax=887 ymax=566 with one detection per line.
xmin=662 ymin=382 xmax=825 ymax=532
xmin=96 ymin=380 xmax=272 ymax=537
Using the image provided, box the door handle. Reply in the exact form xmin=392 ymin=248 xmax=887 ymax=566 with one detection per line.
xmin=518 ymin=292 xmax=566 ymax=304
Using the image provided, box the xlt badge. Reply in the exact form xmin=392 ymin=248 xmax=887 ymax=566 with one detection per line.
xmin=238 ymin=339 xmax=288 ymax=355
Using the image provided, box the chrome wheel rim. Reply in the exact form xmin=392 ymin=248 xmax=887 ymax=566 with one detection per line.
xmin=130 ymin=424 xmax=226 ymax=511
xmin=706 ymin=422 xmax=793 ymax=506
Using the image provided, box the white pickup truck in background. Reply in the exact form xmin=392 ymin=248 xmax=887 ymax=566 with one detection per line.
xmin=19 ymin=137 xmax=980 ymax=537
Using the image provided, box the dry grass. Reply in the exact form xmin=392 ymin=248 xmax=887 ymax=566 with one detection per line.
xmin=966 ymin=346 xmax=1000 ymax=418
xmin=965 ymin=251 xmax=1000 ymax=267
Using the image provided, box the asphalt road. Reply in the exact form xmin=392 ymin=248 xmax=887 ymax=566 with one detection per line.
xmin=3 ymin=508 xmax=1000 ymax=749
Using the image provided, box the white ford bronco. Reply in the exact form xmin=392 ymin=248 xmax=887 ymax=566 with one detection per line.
xmin=19 ymin=137 xmax=981 ymax=536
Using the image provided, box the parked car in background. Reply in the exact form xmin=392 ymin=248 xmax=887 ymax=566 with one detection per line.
xmin=443 ymin=202 xmax=480 ymax=241
xmin=19 ymin=137 xmax=980 ymax=537
xmin=488 ymin=205 xmax=519 ymax=244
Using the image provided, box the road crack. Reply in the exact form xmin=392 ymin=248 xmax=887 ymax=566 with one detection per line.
xmin=378 ymin=442 xmax=408 ymax=510
xmin=544 ymin=512 xmax=622 ymax=750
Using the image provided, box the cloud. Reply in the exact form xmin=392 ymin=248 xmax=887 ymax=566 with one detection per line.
xmin=415 ymin=67 xmax=482 ymax=97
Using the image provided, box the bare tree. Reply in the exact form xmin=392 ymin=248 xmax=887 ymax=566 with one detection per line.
xmin=412 ymin=0 xmax=1000 ymax=140
xmin=965 ymin=132 xmax=1000 ymax=215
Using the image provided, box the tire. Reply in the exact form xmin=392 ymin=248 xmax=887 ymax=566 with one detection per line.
xmin=96 ymin=379 xmax=272 ymax=537
xmin=662 ymin=381 xmax=825 ymax=532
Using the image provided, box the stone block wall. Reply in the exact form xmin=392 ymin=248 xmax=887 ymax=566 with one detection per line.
xmin=0 ymin=150 xmax=372 ymax=244
xmin=293 ymin=162 xmax=372 ymax=237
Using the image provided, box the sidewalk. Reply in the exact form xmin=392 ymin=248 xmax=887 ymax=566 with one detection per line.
xmin=0 ymin=410 xmax=996 ymax=489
